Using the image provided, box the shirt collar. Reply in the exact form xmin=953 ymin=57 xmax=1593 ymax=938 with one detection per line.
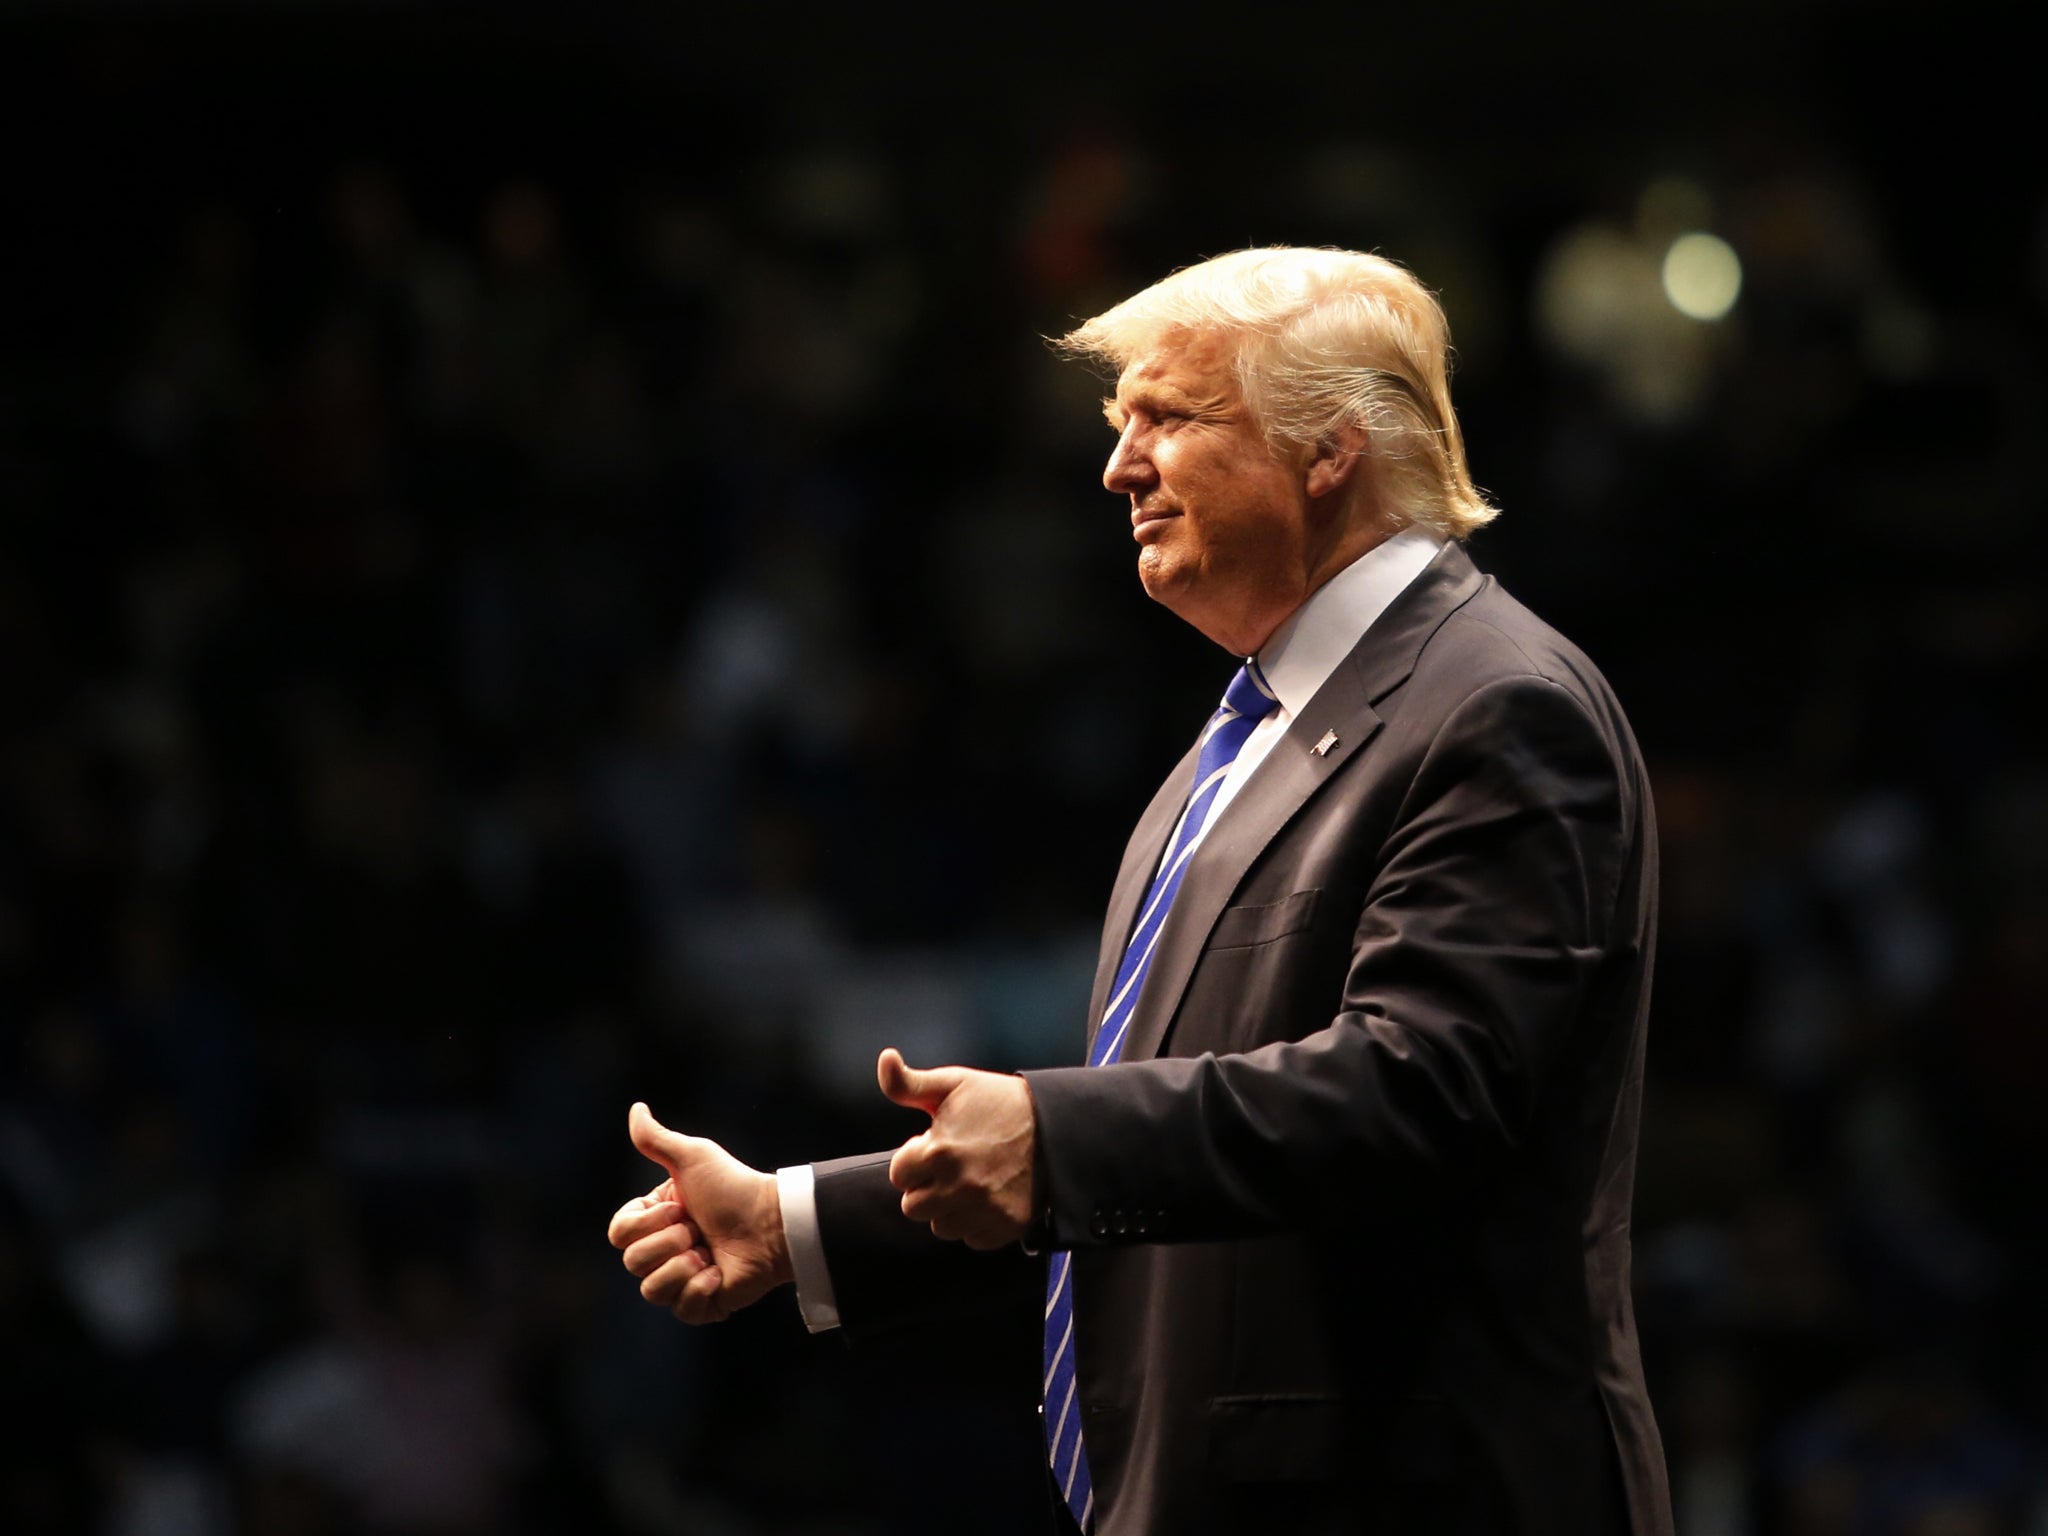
xmin=1254 ymin=526 xmax=1446 ymax=720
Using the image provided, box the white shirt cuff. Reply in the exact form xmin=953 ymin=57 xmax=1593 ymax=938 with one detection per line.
xmin=776 ymin=1164 xmax=841 ymax=1333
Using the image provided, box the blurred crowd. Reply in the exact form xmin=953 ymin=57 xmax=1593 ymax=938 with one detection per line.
xmin=2 ymin=15 xmax=2046 ymax=1536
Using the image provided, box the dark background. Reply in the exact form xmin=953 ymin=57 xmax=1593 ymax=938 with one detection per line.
xmin=1 ymin=5 xmax=2042 ymax=1533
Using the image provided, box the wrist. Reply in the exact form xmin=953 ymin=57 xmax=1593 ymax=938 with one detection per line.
xmin=763 ymin=1174 xmax=796 ymax=1288
xmin=1019 ymin=1073 xmax=1055 ymax=1254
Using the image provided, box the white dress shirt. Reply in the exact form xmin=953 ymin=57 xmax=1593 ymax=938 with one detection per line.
xmin=779 ymin=525 xmax=1447 ymax=1331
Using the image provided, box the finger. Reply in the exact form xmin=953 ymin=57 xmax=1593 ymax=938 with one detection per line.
xmin=622 ymin=1221 xmax=706 ymax=1280
xmin=674 ymin=1262 xmax=728 ymax=1325
xmin=961 ymin=1211 xmax=1024 ymax=1251
xmin=628 ymin=1101 xmax=700 ymax=1181
xmin=900 ymin=1180 xmax=945 ymax=1223
xmin=876 ymin=1049 xmax=965 ymax=1115
xmin=611 ymin=1196 xmax=691 ymax=1241
xmin=623 ymin=1225 xmax=676 ymax=1280
xmin=636 ymin=1226 xmax=707 ymax=1278
xmin=888 ymin=1131 xmax=942 ymax=1192
xmin=608 ymin=1198 xmax=688 ymax=1250
xmin=639 ymin=1246 xmax=712 ymax=1306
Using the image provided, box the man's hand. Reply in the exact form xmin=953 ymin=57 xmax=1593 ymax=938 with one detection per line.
xmin=879 ymin=1047 xmax=1037 ymax=1249
xmin=607 ymin=1103 xmax=793 ymax=1324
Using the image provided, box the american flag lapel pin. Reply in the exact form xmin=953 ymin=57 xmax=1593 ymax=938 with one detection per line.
xmin=1312 ymin=729 xmax=1339 ymax=757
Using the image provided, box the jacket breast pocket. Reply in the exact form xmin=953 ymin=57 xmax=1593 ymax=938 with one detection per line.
xmin=1170 ymin=888 xmax=1339 ymax=1057
xmin=1204 ymin=888 xmax=1320 ymax=951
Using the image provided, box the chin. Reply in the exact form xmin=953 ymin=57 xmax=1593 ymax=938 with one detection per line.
xmin=1136 ymin=561 xmax=1212 ymax=636
xmin=1136 ymin=559 xmax=1185 ymax=613
xmin=1136 ymin=539 xmax=1189 ymax=584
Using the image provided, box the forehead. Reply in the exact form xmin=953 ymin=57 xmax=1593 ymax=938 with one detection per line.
xmin=1113 ymin=328 xmax=1239 ymax=402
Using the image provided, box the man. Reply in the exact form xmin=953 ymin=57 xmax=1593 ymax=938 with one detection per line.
xmin=608 ymin=248 xmax=1673 ymax=1535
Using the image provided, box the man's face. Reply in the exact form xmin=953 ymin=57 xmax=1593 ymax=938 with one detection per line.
xmin=1103 ymin=331 xmax=1322 ymax=656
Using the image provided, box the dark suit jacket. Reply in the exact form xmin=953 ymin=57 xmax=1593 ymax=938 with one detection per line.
xmin=812 ymin=542 xmax=1673 ymax=1536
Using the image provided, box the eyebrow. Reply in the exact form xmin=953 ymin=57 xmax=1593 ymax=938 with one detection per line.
xmin=1104 ymin=381 xmax=1195 ymax=429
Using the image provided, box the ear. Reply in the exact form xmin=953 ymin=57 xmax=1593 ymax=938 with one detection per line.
xmin=1303 ymin=421 xmax=1371 ymax=502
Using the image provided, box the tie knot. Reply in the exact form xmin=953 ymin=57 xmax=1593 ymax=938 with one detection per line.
xmin=1221 ymin=659 xmax=1280 ymax=724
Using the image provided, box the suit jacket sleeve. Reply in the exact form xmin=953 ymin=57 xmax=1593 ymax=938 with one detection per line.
xmin=1022 ymin=671 xmax=1638 ymax=1248
xmin=809 ymin=1152 xmax=1041 ymax=1342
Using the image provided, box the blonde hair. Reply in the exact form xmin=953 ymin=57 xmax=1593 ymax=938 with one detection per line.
xmin=1058 ymin=247 xmax=1497 ymax=539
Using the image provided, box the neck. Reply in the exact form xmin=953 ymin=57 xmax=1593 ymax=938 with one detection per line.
xmin=1221 ymin=520 xmax=1398 ymax=655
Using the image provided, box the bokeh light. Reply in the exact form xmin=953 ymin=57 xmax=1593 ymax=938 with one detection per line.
xmin=1662 ymin=231 xmax=1743 ymax=321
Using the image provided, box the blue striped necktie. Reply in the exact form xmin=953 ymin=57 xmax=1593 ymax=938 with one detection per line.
xmin=1042 ymin=659 xmax=1282 ymax=1531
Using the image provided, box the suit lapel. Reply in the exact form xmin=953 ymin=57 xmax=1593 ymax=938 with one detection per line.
xmin=1085 ymin=739 xmax=1199 ymax=1055
xmin=1117 ymin=541 xmax=1489 ymax=1063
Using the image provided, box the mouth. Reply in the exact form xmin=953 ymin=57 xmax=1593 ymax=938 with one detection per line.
xmin=1131 ymin=507 xmax=1180 ymax=540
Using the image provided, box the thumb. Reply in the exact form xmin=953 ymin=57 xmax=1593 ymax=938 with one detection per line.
xmin=877 ymin=1048 xmax=963 ymax=1115
xmin=628 ymin=1101 xmax=693 ymax=1177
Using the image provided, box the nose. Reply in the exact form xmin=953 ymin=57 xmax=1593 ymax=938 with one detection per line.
xmin=1103 ymin=423 xmax=1153 ymax=496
